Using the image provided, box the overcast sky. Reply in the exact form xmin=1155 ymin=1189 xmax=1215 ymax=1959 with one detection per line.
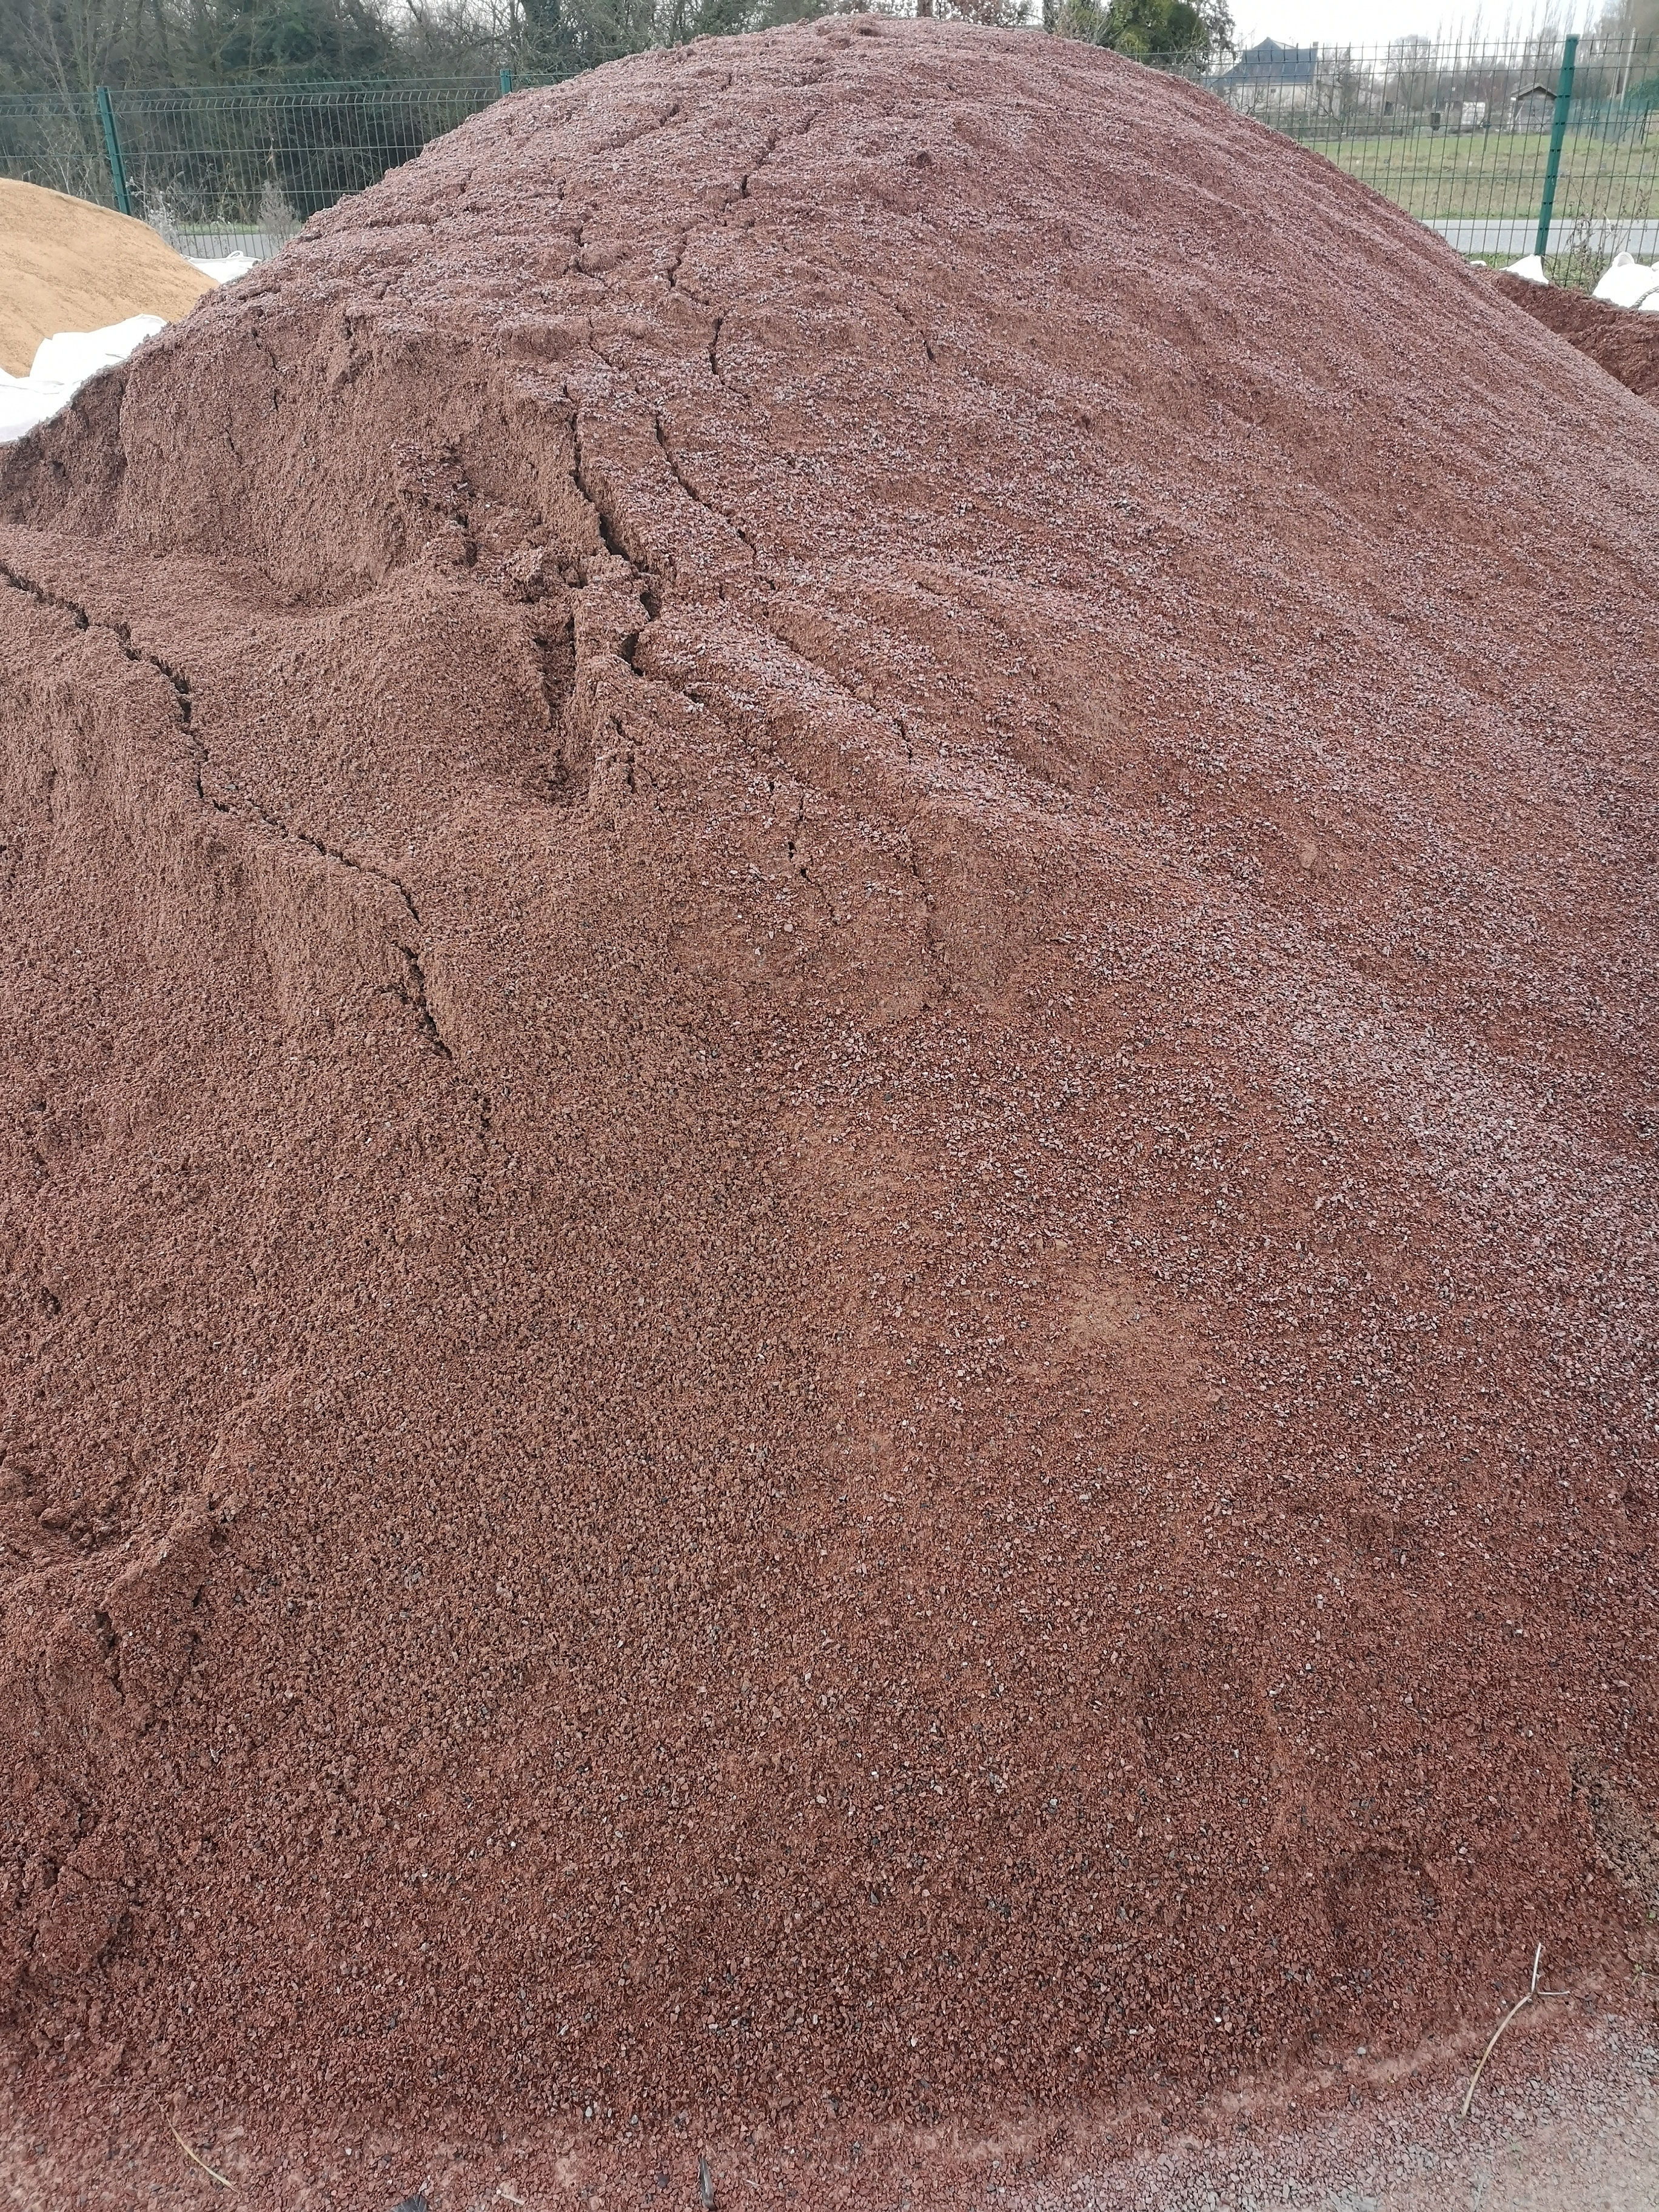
xmin=1231 ymin=1 xmax=1587 ymax=49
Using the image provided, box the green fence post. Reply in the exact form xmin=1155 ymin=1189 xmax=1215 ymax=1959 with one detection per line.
xmin=498 ymin=68 xmax=513 ymax=96
xmin=95 ymin=85 xmax=132 ymax=216
xmin=1533 ymin=32 xmax=1578 ymax=260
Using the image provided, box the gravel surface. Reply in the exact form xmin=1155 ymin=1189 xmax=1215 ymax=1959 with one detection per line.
xmin=1 ymin=21 xmax=1656 ymax=2202
xmin=1490 ymin=270 xmax=1659 ymax=405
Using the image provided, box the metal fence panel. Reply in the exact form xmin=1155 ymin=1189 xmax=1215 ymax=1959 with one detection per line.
xmin=1199 ymin=35 xmax=1659 ymax=281
xmin=0 ymin=81 xmax=505 ymax=260
xmin=0 ymin=93 xmax=115 ymax=212
xmin=113 ymin=81 xmax=505 ymax=260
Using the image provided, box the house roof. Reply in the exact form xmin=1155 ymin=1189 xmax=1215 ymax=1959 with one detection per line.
xmin=1218 ymin=39 xmax=1319 ymax=87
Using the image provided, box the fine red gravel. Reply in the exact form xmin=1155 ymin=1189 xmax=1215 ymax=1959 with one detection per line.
xmin=1493 ymin=268 xmax=1659 ymax=404
xmin=2 ymin=21 xmax=1657 ymax=2203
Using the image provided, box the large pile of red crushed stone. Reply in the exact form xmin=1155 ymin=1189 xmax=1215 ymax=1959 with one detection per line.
xmin=2 ymin=21 xmax=1657 ymax=2205
xmin=1493 ymin=267 xmax=1659 ymax=404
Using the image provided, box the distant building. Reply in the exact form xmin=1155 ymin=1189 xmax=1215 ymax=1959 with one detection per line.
xmin=1216 ymin=39 xmax=1318 ymax=88
xmin=1430 ymin=99 xmax=1488 ymax=132
xmin=1511 ymin=82 xmax=1557 ymax=132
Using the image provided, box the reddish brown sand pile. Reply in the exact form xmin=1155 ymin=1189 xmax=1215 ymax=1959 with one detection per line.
xmin=1493 ymin=267 xmax=1659 ymax=404
xmin=2 ymin=21 xmax=1658 ymax=2204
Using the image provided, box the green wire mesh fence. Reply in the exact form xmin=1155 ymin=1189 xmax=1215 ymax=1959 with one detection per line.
xmin=0 ymin=33 xmax=1653 ymax=281
xmin=0 ymin=81 xmax=506 ymax=260
xmin=1204 ymin=34 xmax=1659 ymax=284
xmin=0 ymin=92 xmax=112 ymax=214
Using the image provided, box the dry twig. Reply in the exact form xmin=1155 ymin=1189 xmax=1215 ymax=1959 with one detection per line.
xmin=169 ymin=2123 xmax=235 ymax=2190
xmin=1459 ymin=1942 xmax=1569 ymax=2119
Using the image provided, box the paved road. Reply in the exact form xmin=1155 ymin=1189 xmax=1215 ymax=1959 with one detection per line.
xmin=1432 ymin=214 xmax=1659 ymax=256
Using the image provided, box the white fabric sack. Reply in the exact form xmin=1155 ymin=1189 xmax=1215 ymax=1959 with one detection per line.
xmin=1503 ymin=254 xmax=1549 ymax=286
xmin=29 ymin=314 xmax=166 ymax=388
xmin=1592 ymin=252 xmax=1659 ymax=310
xmin=0 ymin=314 xmax=166 ymax=444
xmin=189 ymin=252 xmax=256 ymax=283
xmin=0 ymin=372 xmax=59 ymax=447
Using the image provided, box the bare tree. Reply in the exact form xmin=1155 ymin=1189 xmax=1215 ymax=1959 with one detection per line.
xmin=6 ymin=0 xmax=157 ymax=97
xmin=1597 ymin=0 xmax=1659 ymax=45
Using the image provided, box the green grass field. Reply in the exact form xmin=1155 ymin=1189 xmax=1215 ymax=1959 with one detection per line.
xmin=1298 ymin=127 xmax=1659 ymax=224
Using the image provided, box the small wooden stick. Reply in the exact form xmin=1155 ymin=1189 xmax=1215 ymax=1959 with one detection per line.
xmin=1460 ymin=1943 xmax=1567 ymax=2119
xmin=169 ymin=2124 xmax=234 ymax=2190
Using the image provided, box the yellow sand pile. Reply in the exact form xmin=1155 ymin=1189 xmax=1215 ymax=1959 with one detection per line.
xmin=0 ymin=178 xmax=213 ymax=377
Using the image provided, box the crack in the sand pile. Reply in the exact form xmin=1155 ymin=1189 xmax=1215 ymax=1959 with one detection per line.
xmin=596 ymin=96 xmax=684 ymax=161
xmin=652 ymin=409 xmax=758 ymax=567
xmin=569 ymin=412 xmax=637 ymax=569
xmin=782 ymin=789 xmax=834 ymax=924
xmin=866 ymin=280 xmax=940 ymax=368
xmin=92 ymin=1609 xmax=124 ymax=1700
xmin=570 ymin=111 xmax=820 ymax=588
xmin=250 ymin=318 xmax=283 ymax=415
xmin=738 ymin=129 xmax=780 ymax=201
xmin=204 ymin=775 xmax=452 ymax=1058
xmin=0 ymin=557 xmax=222 ymax=812
xmin=0 ymin=557 xmax=452 ymax=1059
xmin=649 ymin=94 xmax=808 ymax=308
xmin=638 ymin=110 xmax=822 ymax=381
